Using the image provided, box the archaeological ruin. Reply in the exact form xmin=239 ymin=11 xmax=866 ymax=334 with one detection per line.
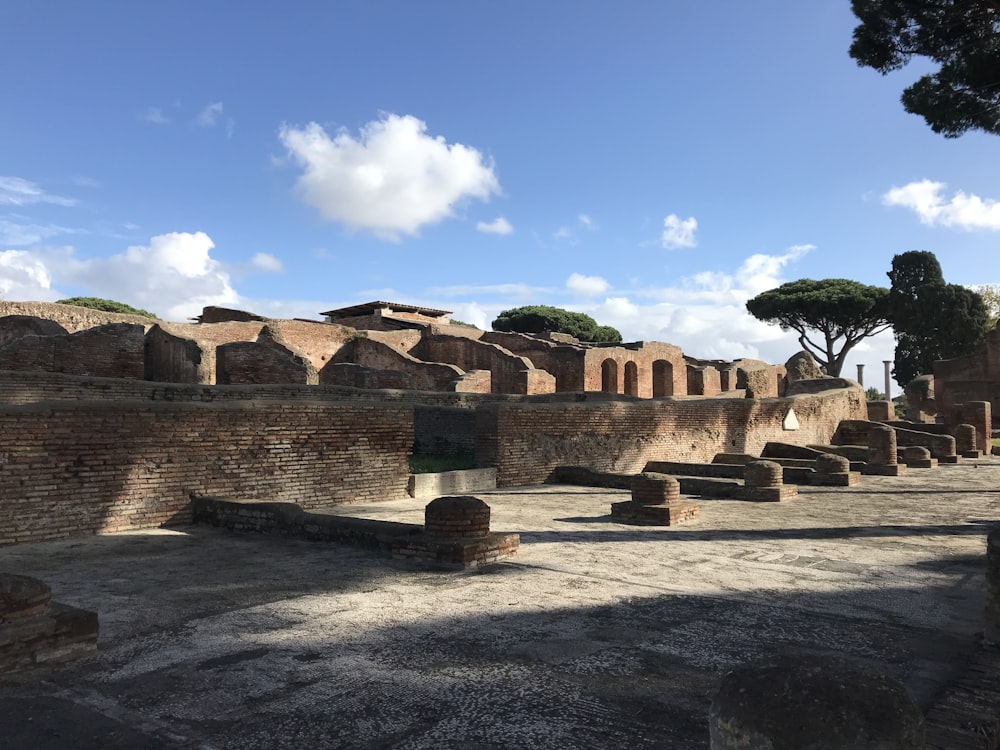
xmin=1 ymin=298 xmax=1000 ymax=747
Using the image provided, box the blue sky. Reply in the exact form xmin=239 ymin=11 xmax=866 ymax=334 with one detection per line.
xmin=3 ymin=1 xmax=998 ymax=391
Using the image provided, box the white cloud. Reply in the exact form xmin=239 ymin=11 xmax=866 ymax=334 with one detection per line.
xmin=566 ymin=273 xmax=610 ymax=296
xmin=197 ymin=102 xmax=224 ymax=127
xmin=882 ymin=179 xmax=1000 ymax=230
xmin=279 ymin=113 xmax=500 ymax=241
xmin=553 ymin=226 xmax=573 ymax=240
xmin=428 ymin=282 xmax=552 ymax=298
xmin=477 ymin=217 xmax=514 ymax=235
xmin=0 ymin=176 xmax=76 ymax=207
xmin=251 ymin=252 xmax=284 ymax=273
xmin=578 ymin=214 xmax=597 ymax=230
xmin=661 ymin=213 xmax=697 ymax=249
xmin=0 ymin=219 xmax=80 ymax=246
xmin=0 ymin=250 xmax=61 ymax=301
xmin=0 ymin=232 xmax=240 ymax=321
xmin=141 ymin=107 xmax=169 ymax=125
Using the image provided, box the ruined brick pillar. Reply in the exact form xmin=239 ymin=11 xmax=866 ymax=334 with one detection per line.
xmin=744 ymin=460 xmax=783 ymax=488
xmin=964 ymin=401 xmax=992 ymax=455
xmin=867 ymin=425 xmax=897 ymax=466
xmin=610 ymin=473 xmax=699 ymax=525
xmin=955 ymin=423 xmax=980 ymax=458
xmin=902 ymin=446 xmax=935 ymax=469
xmin=815 ymin=453 xmax=850 ymax=476
xmin=709 ymin=654 xmax=923 ymax=749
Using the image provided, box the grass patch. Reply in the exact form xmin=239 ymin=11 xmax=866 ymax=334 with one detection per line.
xmin=408 ymin=452 xmax=476 ymax=474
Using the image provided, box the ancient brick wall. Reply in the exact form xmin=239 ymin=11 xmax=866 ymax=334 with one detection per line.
xmin=331 ymin=337 xmax=463 ymax=391
xmin=0 ymin=399 xmax=413 ymax=544
xmin=0 ymin=316 xmax=68 ymax=347
xmin=0 ymin=301 xmax=157 ymax=333
xmin=0 ymin=324 xmax=145 ymax=379
xmin=267 ymin=320 xmax=353 ymax=371
xmin=413 ymin=404 xmax=476 ymax=455
xmin=480 ymin=332 xmax=589 ymax=392
xmin=583 ymin=343 xmax=687 ymax=397
xmin=217 ymin=339 xmax=318 ymax=385
xmin=476 ymin=386 xmax=866 ymax=486
xmin=413 ymin=334 xmax=554 ymax=395
xmin=144 ymin=325 xmax=208 ymax=384
xmin=934 ymin=327 xmax=1000 ymax=426
xmin=319 ymin=363 xmax=413 ymax=390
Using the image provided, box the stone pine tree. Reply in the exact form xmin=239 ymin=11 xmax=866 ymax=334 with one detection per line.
xmin=849 ymin=0 xmax=1000 ymax=137
xmin=491 ymin=305 xmax=622 ymax=343
xmin=745 ymin=278 xmax=891 ymax=377
xmin=887 ymin=250 xmax=990 ymax=385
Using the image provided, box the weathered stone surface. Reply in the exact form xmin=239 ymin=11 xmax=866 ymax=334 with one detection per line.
xmin=784 ymin=350 xmax=825 ymax=384
xmin=744 ymin=461 xmax=783 ymax=488
xmin=815 ymin=453 xmax=850 ymax=474
xmin=710 ymin=654 xmax=924 ymax=749
xmin=954 ymin=423 xmax=980 ymax=458
xmin=785 ymin=377 xmax=859 ymax=396
xmin=0 ymin=574 xmax=51 ymax=623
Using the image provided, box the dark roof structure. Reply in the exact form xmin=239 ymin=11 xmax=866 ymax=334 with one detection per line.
xmin=321 ymin=301 xmax=453 ymax=319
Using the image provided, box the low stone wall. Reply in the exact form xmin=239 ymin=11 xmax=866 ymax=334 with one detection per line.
xmin=0 ymin=399 xmax=413 ymax=544
xmin=477 ymin=387 xmax=866 ymax=486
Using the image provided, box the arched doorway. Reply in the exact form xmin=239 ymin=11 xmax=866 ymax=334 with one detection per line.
xmin=601 ymin=359 xmax=619 ymax=393
xmin=652 ymin=360 xmax=673 ymax=397
xmin=624 ymin=361 xmax=639 ymax=396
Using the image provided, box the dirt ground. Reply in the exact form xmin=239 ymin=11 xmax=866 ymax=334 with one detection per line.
xmin=1 ymin=458 xmax=999 ymax=748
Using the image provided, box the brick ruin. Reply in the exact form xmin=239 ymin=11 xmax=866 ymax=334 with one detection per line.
xmin=0 ymin=300 xmax=788 ymax=399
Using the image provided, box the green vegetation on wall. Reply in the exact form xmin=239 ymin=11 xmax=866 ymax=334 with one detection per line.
xmin=56 ymin=297 xmax=159 ymax=320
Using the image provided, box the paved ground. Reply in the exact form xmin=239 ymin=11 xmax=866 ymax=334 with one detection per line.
xmin=2 ymin=458 xmax=1000 ymax=748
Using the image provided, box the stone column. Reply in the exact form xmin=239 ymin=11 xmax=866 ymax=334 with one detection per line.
xmin=856 ymin=363 xmax=864 ymax=387
xmin=883 ymin=360 xmax=892 ymax=400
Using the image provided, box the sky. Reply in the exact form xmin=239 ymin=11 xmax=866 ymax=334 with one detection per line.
xmin=3 ymin=1 xmax=998 ymax=394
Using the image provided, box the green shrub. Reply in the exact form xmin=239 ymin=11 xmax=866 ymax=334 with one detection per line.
xmin=56 ymin=297 xmax=158 ymax=320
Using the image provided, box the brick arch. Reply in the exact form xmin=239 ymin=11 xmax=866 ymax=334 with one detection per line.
xmin=624 ymin=361 xmax=639 ymax=396
xmin=601 ymin=358 xmax=619 ymax=393
xmin=652 ymin=359 xmax=674 ymax=397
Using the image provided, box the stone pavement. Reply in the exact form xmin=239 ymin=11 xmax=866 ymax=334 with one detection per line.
xmin=1 ymin=458 xmax=999 ymax=748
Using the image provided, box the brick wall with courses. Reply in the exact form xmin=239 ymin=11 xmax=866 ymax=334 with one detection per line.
xmin=475 ymin=386 xmax=867 ymax=486
xmin=0 ymin=399 xmax=413 ymax=545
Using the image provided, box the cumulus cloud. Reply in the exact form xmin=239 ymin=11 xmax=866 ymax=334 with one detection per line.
xmin=553 ymin=226 xmax=573 ymax=240
xmin=0 ymin=250 xmax=61 ymax=301
xmin=477 ymin=217 xmax=513 ymax=235
xmin=578 ymin=214 xmax=597 ymax=230
xmin=882 ymin=179 xmax=1000 ymax=230
xmin=566 ymin=273 xmax=610 ymax=296
xmin=0 ymin=233 xmax=240 ymax=321
xmin=0 ymin=176 xmax=76 ymax=207
xmin=661 ymin=213 xmax=697 ymax=249
xmin=279 ymin=113 xmax=500 ymax=241
xmin=251 ymin=252 xmax=284 ymax=272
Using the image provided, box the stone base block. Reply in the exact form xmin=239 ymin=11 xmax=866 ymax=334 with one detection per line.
xmin=939 ymin=455 xmax=961 ymax=464
xmin=610 ymin=500 xmax=700 ymax=526
xmin=408 ymin=468 xmax=497 ymax=499
xmin=735 ymin=485 xmax=798 ymax=502
xmin=961 ymin=450 xmax=982 ymax=459
xmin=807 ymin=472 xmax=861 ymax=487
xmin=391 ymin=532 xmax=519 ymax=569
xmin=861 ymin=463 xmax=907 ymax=476
xmin=0 ymin=602 xmax=98 ymax=673
xmin=905 ymin=458 xmax=938 ymax=468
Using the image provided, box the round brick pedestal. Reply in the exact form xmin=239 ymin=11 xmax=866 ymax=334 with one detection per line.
xmin=744 ymin=460 xmax=783 ymax=488
xmin=424 ymin=496 xmax=491 ymax=539
xmin=0 ymin=574 xmax=51 ymax=623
